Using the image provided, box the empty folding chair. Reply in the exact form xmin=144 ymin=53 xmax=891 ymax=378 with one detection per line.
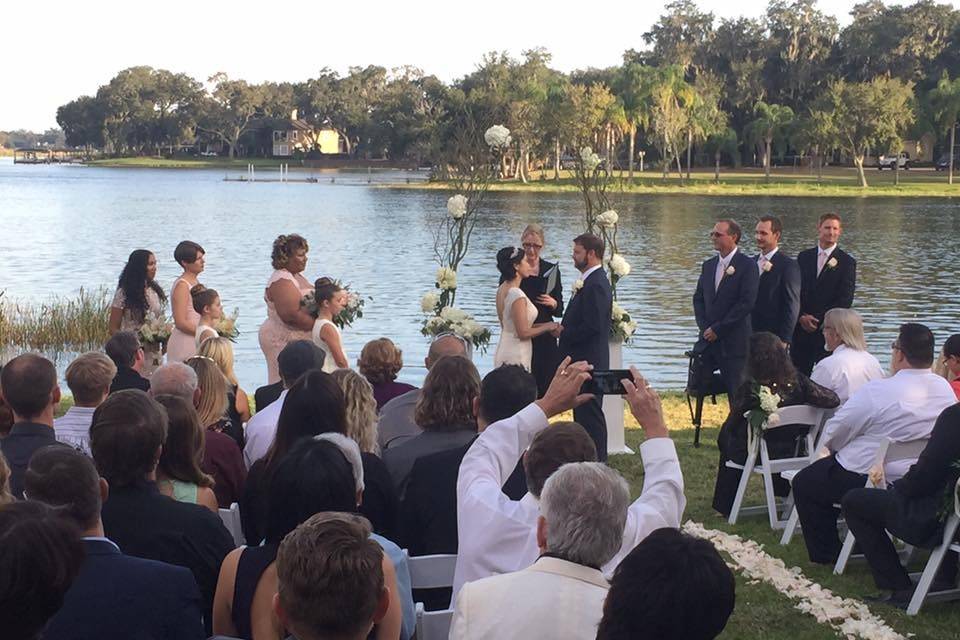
xmin=906 ymin=478 xmax=960 ymax=615
xmin=405 ymin=552 xmax=457 ymax=640
xmin=218 ymin=502 xmax=245 ymax=547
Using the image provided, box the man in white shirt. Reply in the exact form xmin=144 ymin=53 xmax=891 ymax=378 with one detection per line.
xmin=453 ymin=358 xmax=685 ymax=598
xmin=244 ymin=340 xmax=326 ymax=468
xmin=793 ymin=323 xmax=957 ymax=564
xmin=810 ymin=308 xmax=884 ymax=403
xmin=451 ymin=462 xmax=629 ymax=640
xmin=55 ymin=352 xmax=116 ymax=455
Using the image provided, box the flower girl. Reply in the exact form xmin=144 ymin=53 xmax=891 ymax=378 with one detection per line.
xmin=190 ymin=285 xmax=223 ymax=349
xmin=311 ymin=277 xmax=350 ymax=373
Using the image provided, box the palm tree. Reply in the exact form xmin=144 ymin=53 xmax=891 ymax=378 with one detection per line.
xmin=930 ymin=73 xmax=960 ymax=185
xmin=613 ymin=63 xmax=657 ymax=181
xmin=703 ymin=128 xmax=739 ymax=182
xmin=745 ymin=101 xmax=795 ymax=181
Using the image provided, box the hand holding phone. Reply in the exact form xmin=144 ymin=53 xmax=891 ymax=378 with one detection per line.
xmin=582 ymin=369 xmax=632 ymax=395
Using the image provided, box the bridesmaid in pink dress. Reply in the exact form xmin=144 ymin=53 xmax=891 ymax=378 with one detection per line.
xmin=258 ymin=234 xmax=317 ymax=384
xmin=167 ymin=241 xmax=206 ymax=363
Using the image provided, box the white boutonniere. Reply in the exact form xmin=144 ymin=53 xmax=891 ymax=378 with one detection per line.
xmin=572 ymin=279 xmax=584 ymax=295
xmin=761 ymin=261 xmax=773 ymax=272
xmin=826 ymin=257 xmax=838 ymax=269
xmin=725 ymin=265 xmax=736 ymax=276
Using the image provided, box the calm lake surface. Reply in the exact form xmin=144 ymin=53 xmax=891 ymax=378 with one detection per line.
xmin=1 ymin=158 xmax=958 ymax=391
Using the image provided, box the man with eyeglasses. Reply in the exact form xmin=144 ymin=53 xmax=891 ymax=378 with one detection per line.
xmin=692 ymin=219 xmax=760 ymax=399
xmin=791 ymin=323 xmax=956 ymax=565
xmin=104 ymin=330 xmax=151 ymax=394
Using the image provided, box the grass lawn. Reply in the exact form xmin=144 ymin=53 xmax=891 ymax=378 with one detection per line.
xmin=395 ymin=166 xmax=960 ymax=198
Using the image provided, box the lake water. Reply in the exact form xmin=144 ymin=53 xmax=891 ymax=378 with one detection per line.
xmin=1 ymin=158 xmax=958 ymax=391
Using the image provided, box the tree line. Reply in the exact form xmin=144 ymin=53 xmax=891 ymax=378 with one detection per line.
xmin=55 ymin=0 xmax=960 ymax=186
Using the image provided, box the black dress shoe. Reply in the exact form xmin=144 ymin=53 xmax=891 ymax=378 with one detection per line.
xmin=865 ymin=589 xmax=913 ymax=608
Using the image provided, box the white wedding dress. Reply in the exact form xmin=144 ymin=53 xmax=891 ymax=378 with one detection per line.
xmin=494 ymin=287 xmax=537 ymax=371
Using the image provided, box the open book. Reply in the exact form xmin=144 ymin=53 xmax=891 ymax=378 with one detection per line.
xmin=530 ymin=264 xmax=560 ymax=297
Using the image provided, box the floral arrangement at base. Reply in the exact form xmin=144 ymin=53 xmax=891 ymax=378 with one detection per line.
xmin=214 ymin=308 xmax=240 ymax=342
xmin=611 ymin=302 xmax=637 ymax=343
xmin=420 ymin=305 xmax=491 ymax=353
xmin=138 ymin=310 xmax=172 ymax=348
xmin=301 ymin=284 xmax=368 ymax=329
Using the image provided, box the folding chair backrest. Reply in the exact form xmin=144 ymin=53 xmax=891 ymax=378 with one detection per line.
xmin=884 ymin=438 xmax=930 ymax=464
xmin=418 ymin=608 xmax=454 ymax=640
xmin=406 ymin=552 xmax=458 ymax=590
xmin=954 ymin=477 xmax=960 ymax=519
xmin=218 ymin=503 xmax=245 ymax=547
xmin=768 ymin=405 xmax=826 ymax=430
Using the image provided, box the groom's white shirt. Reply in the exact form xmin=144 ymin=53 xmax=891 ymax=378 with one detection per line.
xmin=452 ymin=402 xmax=686 ymax=599
xmin=579 ymin=263 xmax=602 ymax=282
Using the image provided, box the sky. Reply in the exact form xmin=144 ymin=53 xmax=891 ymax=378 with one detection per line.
xmin=2 ymin=0 xmax=953 ymax=131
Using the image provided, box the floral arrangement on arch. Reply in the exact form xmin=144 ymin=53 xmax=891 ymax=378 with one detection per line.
xmin=301 ymin=283 xmax=368 ymax=330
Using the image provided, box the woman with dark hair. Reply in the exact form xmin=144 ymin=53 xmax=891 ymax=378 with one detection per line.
xmin=212 ymin=438 xmax=407 ymax=640
xmin=493 ymin=246 xmax=560 ymax=371
xmin=239 ymin=370 xmax=346 ymax=544
xmin=109 ymin=249 xmax=166 ymax=374
xmin=168 ymin=240 xmax=206 ymax=363
xmin=712 ymin=331 xmax=840 ymax=516
xmin=311 ymin=277 xmax=349 ymax=373
xmin=259 ymin=234 xmax=317 ymax=385
xmin=153 ymin=394 xmax=218 ymax=513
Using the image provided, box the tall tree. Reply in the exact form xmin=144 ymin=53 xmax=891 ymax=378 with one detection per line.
xmin=930 ymin=72 xmax=960 ymax=184
xmin=745 ymin=101 xmax=794 ymax=180
xmin=703 ymin=127 xmax=739 ymax=182
xmin=763 ymin=0 xmax=838 ymax=108
xmin=684 ymin=73 xmax=727 ymax=179
xmin=613 ymin=62 xmax=657 ymax=179
xmin=56 ymin=96 xmax=105 ymax=149
xmin=643 ymin=0 xmax=715 ymax=76
xmin=197 ymin=73 xmax=263 ymax=158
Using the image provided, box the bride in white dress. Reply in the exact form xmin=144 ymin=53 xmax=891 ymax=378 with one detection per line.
xmin=311 ymin=277 xmax=350 ymax=373
xmin=494 ymin=247 xmax=561 ymax=370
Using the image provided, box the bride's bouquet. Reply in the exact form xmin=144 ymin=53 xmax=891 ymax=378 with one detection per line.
xmin=139 ymin=310 xmax=173 ymax=347
xmin=215 ymin=308 xmax=240 ymax=342
xmin=301 ymin=284 xmax=368 ymax=329
xmin=420 ymin=303 xmax=491 ymax=352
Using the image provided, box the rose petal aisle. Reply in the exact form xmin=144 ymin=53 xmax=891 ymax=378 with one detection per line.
xmin=682 ymin=521 xmax=906 ymax=640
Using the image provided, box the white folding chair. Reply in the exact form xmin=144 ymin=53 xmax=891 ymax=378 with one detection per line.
xmin=405 ymin=552 xmax=457 ymax=640
xmin=906 ymin=478 xmax=960 ymax=615
xmin=727 ymin=405 xmax=827 ymax=530
xmin=779 ymin=409 xmax=835 ymax=545
xmin=833 ymin=437 xmax=926 ymax=574
xmin=218 ymin=502 xmax=245 ymax=547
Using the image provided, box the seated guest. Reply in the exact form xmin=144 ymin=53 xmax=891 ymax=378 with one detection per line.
xmin=377 ymin=333 xmax=466 ymax=451
xmin=451 ymin=462 xmax=630 ymax=639
xmin=359 ymin=338 xmax=417 ymax=411
xmin=24 ymin=446 xmax=205 ymax=640
xmin=245 ymin=340 xmax=326 ymax=468
xmin=153 ymin=395 xmax=219 ymax=513
xmin=214 ymin=438 xmax=410 ymax=640
xmin=55 ymin=352 xmax=116 ymax=454
xmin=941 ymin=333 xmax=960 ymax=399
xmin=332 ymin=369 xmax=399 ymax=539
xmin=0 ymin=501 xmax=84 ymax=640
xmin=241 ymin=370 xmax=345 ymax=544
xmin=105 ymin=331 xmax=150 ymax=393
xmin=596 ymin=528 xmax=735 ymax=640
xmin=712 ymin=332 xmax=840 ymax=516
xmin=0 ymin=454 xmax=13 ymax=505
xmin=453 ymin=359 xmax=685 ymax=597
xmin=842 ymin=403 xmax=960 ymax=607
xmin=793 ymin=323 xmax=957 ymax=564
xmin=0 ymin=364 xmax=14 ymax=437
xmin=185 ymin=357 xmax=246 ymax=507
xmin=150 ymin=362 xmax=200 ymax=403
xmin=383 ymin=356 xmax=480 ymax=499
xmin=400 ymin=364 xmax=537 ymax=557
xmin=274 ymin=513 xmax=392 ymax=640
xmin=91 ymin=390 xmax=235 ymax=632
xmin=0 ymin=353 xmax=61 ymax=498
xmin=199 ymin=337 xmax=252 ymax=436
xmin=810 ymin=309 xmax=884 ymax=404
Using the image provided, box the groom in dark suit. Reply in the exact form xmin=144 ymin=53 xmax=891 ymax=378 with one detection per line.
xmin=751 ymin=215 xmax=801 ymax=345
xmin=693 ymin=219 xmax=760 ymax=399
xmin=559 ymin=233 xmax=613 ymax=460
xmin=791 ymin=213 xmax=857 ymax=375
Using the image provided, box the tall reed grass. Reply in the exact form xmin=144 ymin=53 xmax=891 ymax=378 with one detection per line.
xmin=0 ymin=288 xmax=112 ymax=354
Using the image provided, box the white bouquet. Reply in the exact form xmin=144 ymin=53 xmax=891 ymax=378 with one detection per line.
xmin=608 ymin=254 xmax=631 ymax=279
xmin=484 ymin=125 xmax=512 ymax=150
xmin=334 ymin=288 xmax=367 ymax=329
xmin=596 ymin=209 xmax=619 ymax=228
xmin=214 ymin=308 xmax=240 ymax=342
xmin=139 ymin=310 xmax=173 ymax=347
xmin=580 ymin=146 xmax=601 ymax=172
xmin=447 ymin=194 xmax=468 ymax=220
xmin=435 ymin=267 xmax=458 ymax=291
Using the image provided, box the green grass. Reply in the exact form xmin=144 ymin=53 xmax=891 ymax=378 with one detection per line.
xmin=394 ymin=166 xmax=960 ymax=198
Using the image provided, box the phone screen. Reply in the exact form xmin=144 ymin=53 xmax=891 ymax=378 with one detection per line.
xmin=583 ymin=369 xmax=632 ymax=395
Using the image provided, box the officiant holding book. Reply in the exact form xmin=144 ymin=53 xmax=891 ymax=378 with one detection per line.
xmin=516 ymin=224 xmax=564 ymax=396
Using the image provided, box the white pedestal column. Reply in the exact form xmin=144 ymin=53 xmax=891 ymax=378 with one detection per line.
xmin=603 ymin=339 xmax=633 ymax=456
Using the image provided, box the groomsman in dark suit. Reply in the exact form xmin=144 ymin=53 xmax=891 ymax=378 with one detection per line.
xmin=791 ymin=213 xmax=857 ymax=375
xmin=559 ymin=233 xmax=613 ymax=460
xmin=693 ymin=219 xmax=760 ymax=399
xmin=751 ymin=215 xmax=801 ymax=344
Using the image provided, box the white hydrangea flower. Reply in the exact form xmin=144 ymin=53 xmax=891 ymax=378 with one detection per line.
xmin=447 ymin=194 xmax=468 ymax=220
xmin=420 ymin=292 xmax=439 ymax=313
xmin=484 ymin=125 xmax=512 ymax=149
xmin=611 ymin=302 xmax=625 ymax=321
xmin=435 ymin=267 xmax=457 ymax=291
xmin=439 ymin=306 xmax=468 ymax=323
xmin=766 ymin=412 xmax=781 ymax=427
xmin=619 ymin=319 xmax=637 ymax=337
xmin=596 ymin=209 xmax=619 ymax=228
xmin=608 ymin=254 xmax=631 ymax=278
xmin=758 ymin=386 xmax=781 ymax=413
xmin=580 ymin=147 xmax=601 ymax=171
xmin=424 ymin=316 xmax=446 ymax=332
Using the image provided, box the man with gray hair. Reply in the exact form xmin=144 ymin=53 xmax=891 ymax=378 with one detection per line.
xmin=148 ymin=362 xmax=199 ymax=405
xmin=451 ymin=461 xmax=630 ymax=639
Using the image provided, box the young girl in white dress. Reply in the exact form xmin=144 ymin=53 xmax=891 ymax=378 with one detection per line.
xmin=494 ymin=247 xmax=560 ymax=370
xmin=190 ymin=285 xmax=222 ymax=350
xmin=311 ymin=277 xmax=350 ymax=373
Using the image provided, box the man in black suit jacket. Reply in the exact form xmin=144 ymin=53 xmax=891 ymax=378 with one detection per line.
xmin=751 ymin=216 xmax=801 ymax=344
xmin=559 ymin=233 xmax=613 ymax=460
xmin=841 ymin=403 xmax=960 ymax=606
xmin=792 ymin=213 xmax=857 ymax=375
xmin=693 ymin=219 xmax=760 ymax=399
xmin=105 ymin=331 xmax=150 ymax=393
xmin=25 ymin=446 xmax=205 ymax=640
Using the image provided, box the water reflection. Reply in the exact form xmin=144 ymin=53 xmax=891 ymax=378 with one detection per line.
xmin=1 ymin=160 xmax=958 ymax=390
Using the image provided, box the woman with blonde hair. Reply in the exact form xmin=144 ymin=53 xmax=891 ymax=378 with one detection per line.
xmin=517 ymin=223 xmax=564 ymax=396
xmin=185 ymin=356 xmax=246 ymax=508
xmin=810 ymin=308 xmax=885 ymax=404
xmin=153 ymin=394 xmax=218 ymax=513
xmin=198 ymin=337 xmax=252 ymax=432
xmin=332 ymin=368 xmax=400 ymax=540
xmin=358 ymin=338 xmax=416 ymax=411
xmin=0 ymin=452 xmax=14 ymax=506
